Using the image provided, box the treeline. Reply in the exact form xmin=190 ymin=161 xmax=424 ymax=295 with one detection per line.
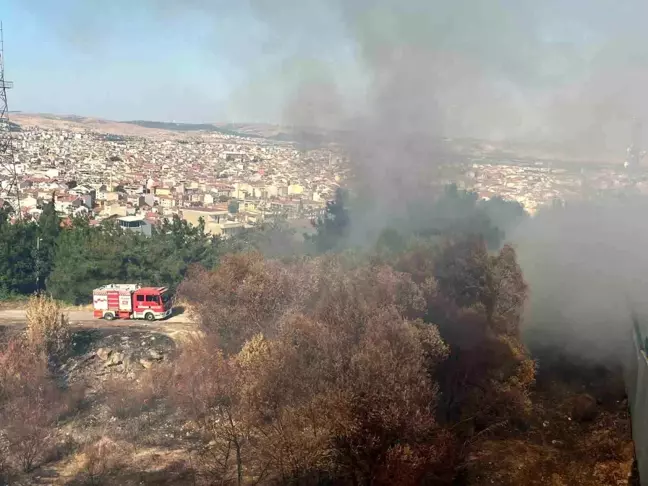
xmin=0 ymin=203 xmax=252 ymax=304
xmin=0 ymin=185 xmax=525 ymax=306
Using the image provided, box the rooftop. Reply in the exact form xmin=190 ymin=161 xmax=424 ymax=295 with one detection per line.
xmin=117 ymin=215 xmax=145 ymax=222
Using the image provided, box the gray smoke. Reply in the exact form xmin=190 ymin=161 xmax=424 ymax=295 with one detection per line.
xmin=512 ymin=197 xmax=648 ymax=363
xmin=186 ymin=0 xmax=648 ymax=362
xmin=138 ymin=1 xmax=648 ymax=215
xmin=202 ymin=0 xmax=648 ymax=147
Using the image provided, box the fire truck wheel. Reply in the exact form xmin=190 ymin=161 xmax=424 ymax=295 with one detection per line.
xmin=144 ymin=312 xmax=155 ymax=321
xmin=104 ymin=312 xmax=115 ymax=321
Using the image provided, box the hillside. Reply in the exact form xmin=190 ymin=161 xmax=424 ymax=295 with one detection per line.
xmin=7 ymin=113 xmax=624 ymax=164
xmin=9 ymin=113 xmax=294 ymax=143
xmin=10 ymin=113 xmax=188 ymax=140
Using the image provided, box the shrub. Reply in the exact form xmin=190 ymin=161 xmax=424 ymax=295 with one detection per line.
xmin=25 ymin=292 xmax=71 ymax=360
xmin=76 ymin=437 xmax=132 ymax=485
xmin=175 ymin=254 xmax=451 ymax=484
xmin=176 ymin=241 xmax=537 ymax=483
xmin=0 ymin=339 xmax=72 ymax=472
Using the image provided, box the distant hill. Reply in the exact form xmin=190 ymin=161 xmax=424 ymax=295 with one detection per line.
xmin=8 ymin=113 xmax=622 ymax=163
xmin=8 ymin=113 xmax=346 ymax=146
xmin=124 ymin=120 xmax=263 ymax=139
xmin=123 ymin=120 xmax=350 ymax=147
xmin=10 ymin=113 xmax=219 ymax=139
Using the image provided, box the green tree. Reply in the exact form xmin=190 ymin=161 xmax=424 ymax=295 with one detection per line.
xmin=126 ymin=215 xmax=220 ymax=292
xmin=0 ymin=201 xmax=13 ymax=226
xmin=417 ymin=184 xmax=503 ymax=249
xmin=46 ymin=219 xmax=126 ymax=304
xmin=375 ymin=227 xmax=407 ymax=255
xmin=35 ymin=199 xmax=61 ymax=290
xmin=228 ymin=200 xmax=240 ymax=214
xmin=0 ymin=219 xmax=38 ymax=297
xmin=47 ymin=215 xmax=222 ymax=304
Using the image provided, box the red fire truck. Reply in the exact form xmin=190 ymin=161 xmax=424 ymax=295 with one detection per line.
xmin=92 ymin=284 xmax=173 ymax=321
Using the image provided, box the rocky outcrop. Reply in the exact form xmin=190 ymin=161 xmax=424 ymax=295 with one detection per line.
xmin=62 ymin=330 xmax=175 ymax=384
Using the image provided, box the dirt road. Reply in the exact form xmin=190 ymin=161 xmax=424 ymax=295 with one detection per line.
xmin=0 ymin=308 xmax=199 ymax=344
xmin=0 ymin=309 xmax=193 ymax=326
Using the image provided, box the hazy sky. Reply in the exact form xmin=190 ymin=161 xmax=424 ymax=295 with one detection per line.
xmin=3 ymin=0 xmax=367 ymax=123
xmin=4 ymin=0 xmax=648 ymax=134
xmin=4 ymin=1 xmax=269 ymax=122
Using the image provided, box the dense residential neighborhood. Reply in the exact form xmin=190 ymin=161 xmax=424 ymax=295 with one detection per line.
xmin=457 ymin=158 xmax=648 ymax=214
xmin=2 ymin=118 xmax=647 ymax=234
xmin=2 ymin=121 xmax=346 ymax=236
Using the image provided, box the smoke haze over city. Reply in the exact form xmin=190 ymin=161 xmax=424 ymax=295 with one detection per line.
xmin=4 ymin=0 xmax=648 ymax=151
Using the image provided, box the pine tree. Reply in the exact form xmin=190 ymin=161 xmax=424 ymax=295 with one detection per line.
xmin=35 ymin=198 xmax=61 ymax=290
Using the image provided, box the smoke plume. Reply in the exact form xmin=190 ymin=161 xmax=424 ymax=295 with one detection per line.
xmin=512 ymin=197 xmax=648 ymax=363
xmin=25 ymin=0 xmax=648 ymax=145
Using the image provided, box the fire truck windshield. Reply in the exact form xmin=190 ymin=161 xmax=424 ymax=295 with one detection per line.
xmin=161 ymin=292 xmax=171 ymax=305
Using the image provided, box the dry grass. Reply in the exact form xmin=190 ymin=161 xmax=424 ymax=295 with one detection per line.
xmin=60 ymin=441 xmax=193 ymax=486
xmin=103 ymin=376 xmax=152 ymax=421
xmin=66 ymin=437 xmax=133 ymax=485
xmin=0 ymin=338 xmax=81 ymax=474
xmin=103 ymin=365 xmax=174 ymax=422
xmin=25 ymin=292 xmax=71 ymax=359
xmin=0 ymin=298 xmax=93 ymax=311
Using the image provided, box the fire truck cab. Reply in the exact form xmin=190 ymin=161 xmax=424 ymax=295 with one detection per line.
xmin=92 ymin=284 xmax=173 ymax=321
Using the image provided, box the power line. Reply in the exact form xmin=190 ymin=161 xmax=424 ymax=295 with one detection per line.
xmin=0 ymin=21 xmax=20 ymax=219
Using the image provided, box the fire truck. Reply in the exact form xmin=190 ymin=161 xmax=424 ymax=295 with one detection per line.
xmin=92 ymin=284 xmax=173 ymax=321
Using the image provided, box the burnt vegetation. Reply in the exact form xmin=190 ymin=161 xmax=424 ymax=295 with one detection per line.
xmin=0 ymin=186 xmax=634 ymax=485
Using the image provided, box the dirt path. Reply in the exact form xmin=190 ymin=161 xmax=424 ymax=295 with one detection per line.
xmin=0 ymin=309 xmax=199 ymax=343
xmin=0 ymin=309 xmax=192 ymax=324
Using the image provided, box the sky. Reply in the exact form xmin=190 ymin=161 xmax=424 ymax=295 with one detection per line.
xmin=3 ymin=1 xmax=270 ymax=122
xmin=4 ymin=0 xmax=648 ymax=139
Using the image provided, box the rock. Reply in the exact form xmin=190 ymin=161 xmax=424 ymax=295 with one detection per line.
xmin=571 ymin=393 xmax=598 ymax=422
xmin=121 ymin=353 xmax=136 ymax=371
xmin=105 ymin=351 xmax=124 ymax=367
xmin=149 ymin=349 xmax=163 ymax=361
xmin=96 ymin=348 xmax=112 ymax=361
xmin=140 ymin=358 xmax=154 ymax=369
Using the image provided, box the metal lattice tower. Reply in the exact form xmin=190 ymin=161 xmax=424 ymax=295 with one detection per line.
xmin=0 ymin=22 xmax=20 ymax=218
